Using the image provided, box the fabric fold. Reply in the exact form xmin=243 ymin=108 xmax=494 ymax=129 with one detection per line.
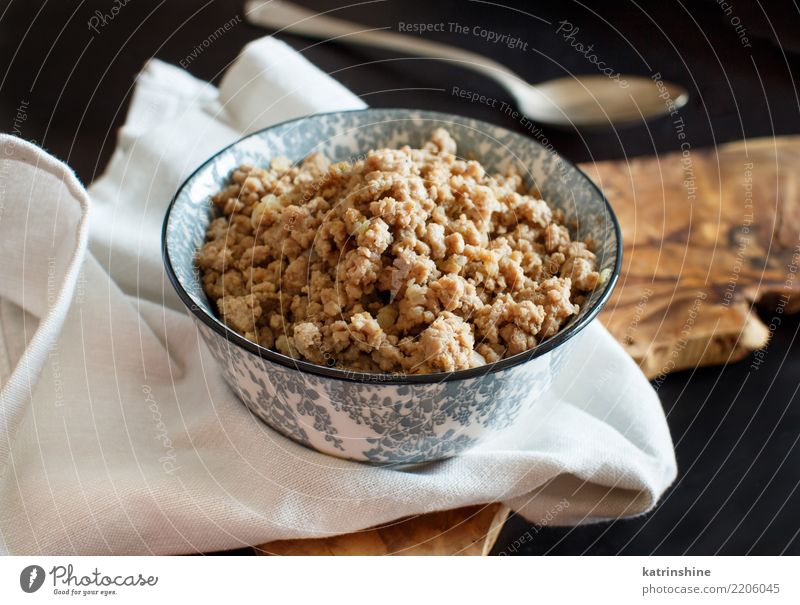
xmin=0 ymin=136 xmax=90 ymax=475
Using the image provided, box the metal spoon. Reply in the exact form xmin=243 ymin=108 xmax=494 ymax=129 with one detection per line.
xmin=244 ymin=0 xmax=689 ymax=128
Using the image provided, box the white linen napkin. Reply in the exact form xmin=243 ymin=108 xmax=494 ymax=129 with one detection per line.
xmin=0 ymin=37 xmax=676 ymax=555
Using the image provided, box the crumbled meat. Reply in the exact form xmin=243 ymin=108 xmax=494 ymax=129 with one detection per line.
xmin=414 ymin=312 xmax=476 ymax=373
xmin=197 ymin=129 xmax=600 ymax=374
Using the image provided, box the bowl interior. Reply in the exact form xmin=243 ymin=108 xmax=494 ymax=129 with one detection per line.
xmin=164 ymin=109 xmax=620 ymax=376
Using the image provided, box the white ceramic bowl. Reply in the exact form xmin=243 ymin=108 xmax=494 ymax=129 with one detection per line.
xmin=163 ymin=109 xmax=621 ymax=464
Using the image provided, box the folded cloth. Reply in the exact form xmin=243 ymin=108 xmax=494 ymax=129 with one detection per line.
xmin=0 ymin=37 xmax=676 ymax=555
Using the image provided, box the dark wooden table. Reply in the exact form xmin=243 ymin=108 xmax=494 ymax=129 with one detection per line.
xmin=1 ymin=0 xmax=798 ymax=555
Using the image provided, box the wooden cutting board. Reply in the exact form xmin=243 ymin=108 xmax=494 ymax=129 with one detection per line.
xmin=255 ymin=504 xmax=510 ymax=556
xmin=254 ymin=136 xmax=799 ymax=556
xmin=583 ymin=136 xmax=800 ymax=378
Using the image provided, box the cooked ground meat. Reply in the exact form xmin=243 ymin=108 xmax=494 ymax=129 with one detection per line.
xmin=196 ymin=129 xmax=601 ymax=375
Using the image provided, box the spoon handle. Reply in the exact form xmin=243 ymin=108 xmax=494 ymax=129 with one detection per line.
xmin=244 ymin=0 xmax=528 ymax=97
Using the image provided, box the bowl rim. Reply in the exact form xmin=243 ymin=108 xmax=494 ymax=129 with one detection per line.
xmin=162 ymin=107 xmax=622 ymax=385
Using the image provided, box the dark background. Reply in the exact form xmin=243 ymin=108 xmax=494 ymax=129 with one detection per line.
xmin=1 ymin=0 xmax=798 ymax=555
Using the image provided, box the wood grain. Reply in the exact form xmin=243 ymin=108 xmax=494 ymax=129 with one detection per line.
xmin=580 ymin=136 xmax=800 ymax=378
xmin=254 ymin=504 xmax=510 ymax=556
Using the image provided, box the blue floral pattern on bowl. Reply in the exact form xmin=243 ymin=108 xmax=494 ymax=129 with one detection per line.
xmin=163 ymin=109 xmax=621 ymax=464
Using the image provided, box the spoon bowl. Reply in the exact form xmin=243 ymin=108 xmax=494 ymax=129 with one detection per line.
xmin=521 ymin=75 xmax=689 ymax=128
